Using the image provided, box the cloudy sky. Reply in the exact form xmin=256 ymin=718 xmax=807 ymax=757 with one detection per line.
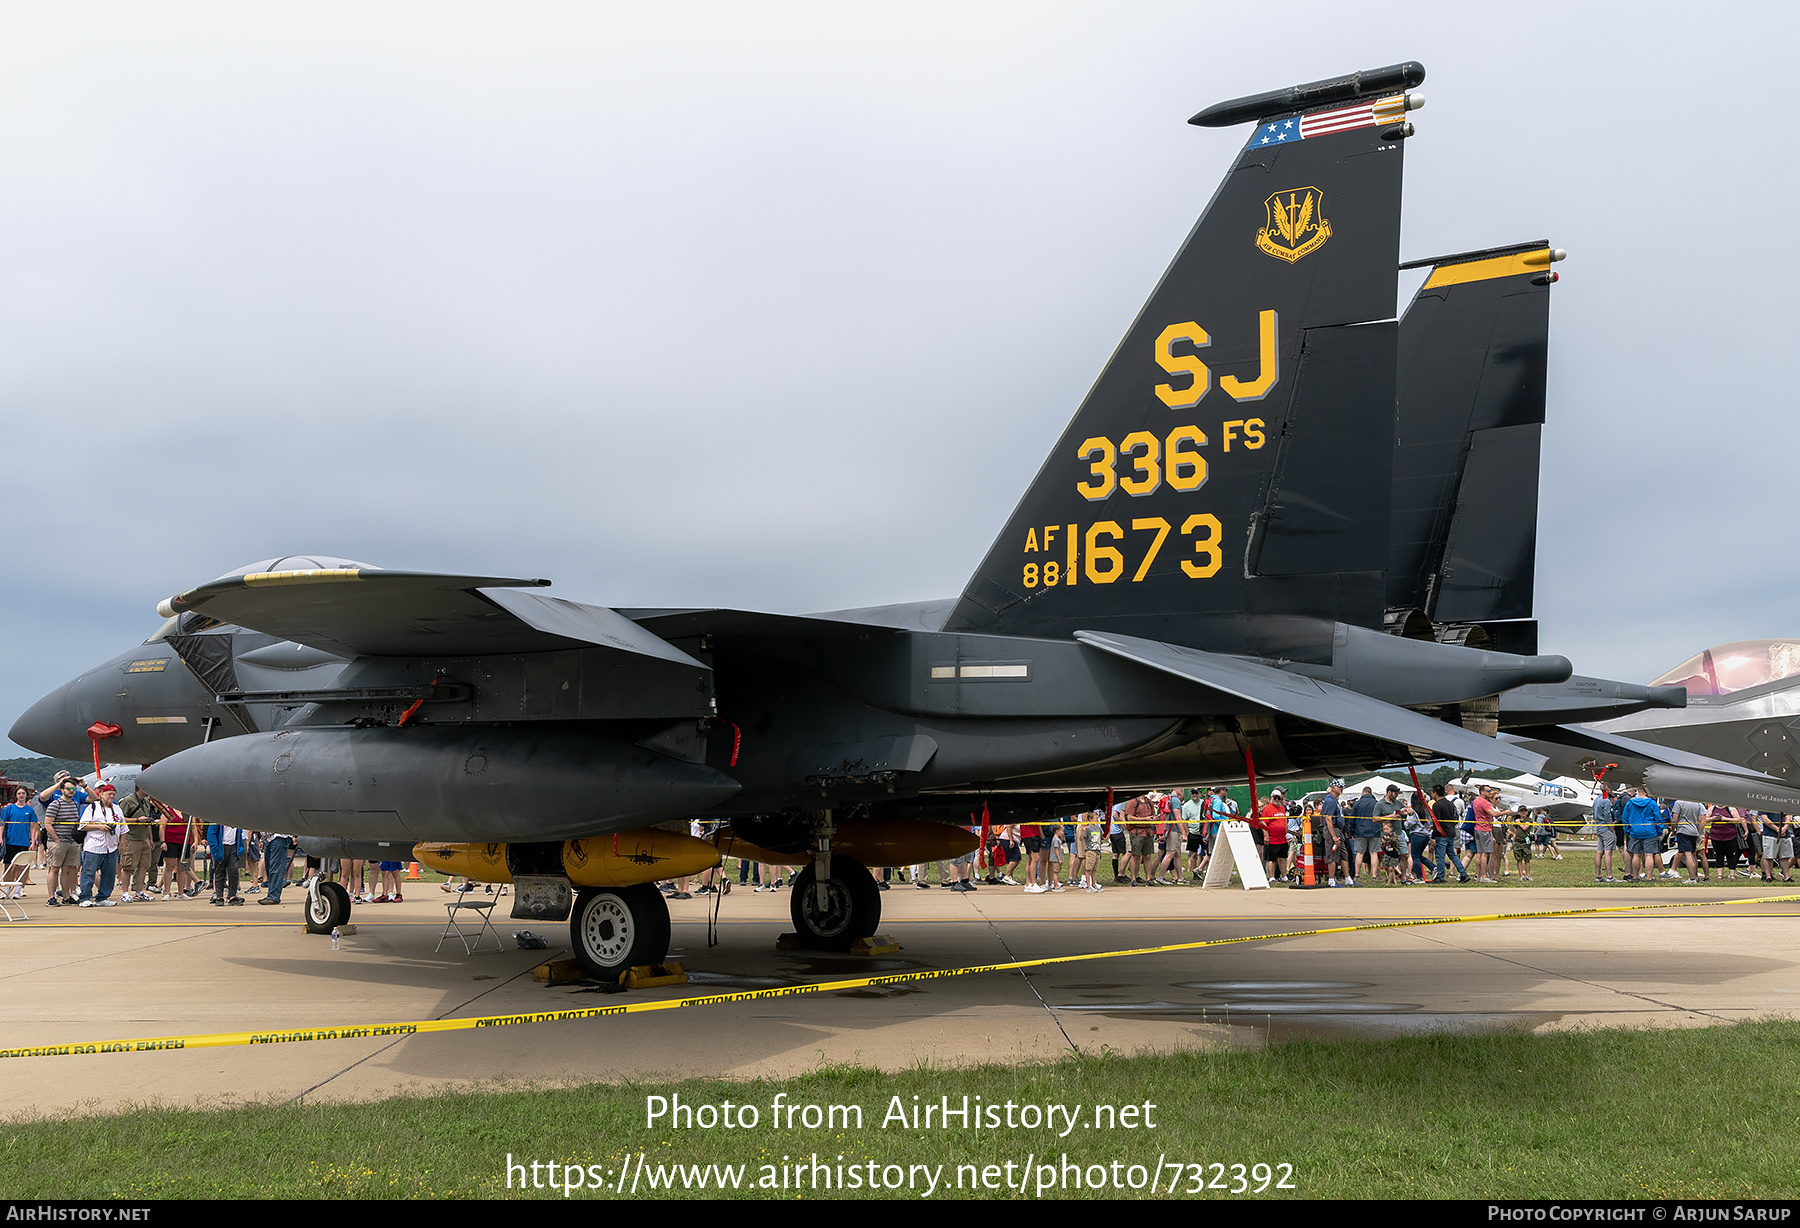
xmin=3 ymin=2 xmax=1793 ymax=755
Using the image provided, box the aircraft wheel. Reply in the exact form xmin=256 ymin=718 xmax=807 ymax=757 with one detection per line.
xmin=788 ymin=857 xmax=880 ymax=951
xmin=570 ymin=884 xmax=671 ymax=980
xmin=305 ymin=881 xmax=352 ymax=934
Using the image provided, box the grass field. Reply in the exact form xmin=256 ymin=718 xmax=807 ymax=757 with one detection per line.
xmin=5 ymin=1021 xmax=1797 ymax=1200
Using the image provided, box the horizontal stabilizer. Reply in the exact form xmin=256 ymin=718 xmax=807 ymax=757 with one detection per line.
xmin=1074 ymin=630 xmax=1546 ymax=774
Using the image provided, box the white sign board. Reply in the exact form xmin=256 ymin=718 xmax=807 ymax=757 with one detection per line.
xmin=1201 ymin=820 xmax=1269 ymax=890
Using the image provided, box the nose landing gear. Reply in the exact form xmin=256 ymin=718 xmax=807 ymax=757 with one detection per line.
xmin=788 ymin=856 xmax=880 ymax=951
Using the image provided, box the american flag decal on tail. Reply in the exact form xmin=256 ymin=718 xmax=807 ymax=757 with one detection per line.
xmin=1248 ymin=94 xmax=1411 ymax=147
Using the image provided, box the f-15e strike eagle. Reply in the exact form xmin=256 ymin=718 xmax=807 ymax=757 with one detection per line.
xmin=15 ymin=62 xmax=1785 ymax=978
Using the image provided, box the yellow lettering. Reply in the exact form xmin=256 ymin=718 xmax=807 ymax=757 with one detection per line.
xmin=1154 ymin=323 xmax=1211 ymax=409
xmin=1024 ymin=529 xmax=1039 ymax=553
xmin=1166 ymin=425 xmax=1208 ymax=492
xmin=1180 ymin=513 xmax=1223 ymax=578
xmin=1076 ymin=437 xmax=1116 ymax=501
xmin=1244 ymin=418 xmax=1265 ymax=449
xmin=1043 ymin=525 xmax=1058 ymax=551
xmin=1023 ymin=563 xmax=1039 ymax=588
xmin=1043 ymin=561 xmax=1060 ymax=586
xmin=1130 ymin=517 xmax=1172 ymax=581
xmin=1118 ymin=431 xmax=1161 ymax=497
xmin=1066 ymin=524 xmax=1077 ymax=588
xmin=1085 ymin=521 xmax=1125 ymax=584
xmin=1221 ymin=420 xmax=1242 ymax=452
xmin=1220 ymin=309 xmax=1278 ymax=402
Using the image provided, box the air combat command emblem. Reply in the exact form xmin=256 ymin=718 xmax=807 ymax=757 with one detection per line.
xmin=1256 ymin=186 xmax=1331 ymax=263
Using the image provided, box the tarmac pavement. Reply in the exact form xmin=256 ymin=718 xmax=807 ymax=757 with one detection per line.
xmin=4 ymin=874 xmax=1797 ymax=1115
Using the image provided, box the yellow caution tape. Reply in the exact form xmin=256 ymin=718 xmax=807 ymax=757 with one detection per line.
xmin=5 ymin=893 xmax=1797 ymax=1062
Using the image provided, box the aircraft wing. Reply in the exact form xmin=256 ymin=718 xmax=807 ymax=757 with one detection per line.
xmin=155 ymin=567 xmax=708 ymax=664
xmin=1075 ymin=630 xmax=1547 ymax=774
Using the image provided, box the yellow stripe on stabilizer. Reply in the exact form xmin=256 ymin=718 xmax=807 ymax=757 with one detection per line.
xmin=1423 ymin=249 xmax=1554 ymax=289
xmin=6 ymin=893 xmax=1796 ymax=1062
xmin=240 ymin=569 xmax=364 ymax=587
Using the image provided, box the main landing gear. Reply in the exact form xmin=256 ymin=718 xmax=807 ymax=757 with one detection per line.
xmin=570 ymin=884 xmax=672 ymax=979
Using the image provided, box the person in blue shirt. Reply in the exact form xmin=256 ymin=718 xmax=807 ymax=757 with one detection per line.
xmin=1618 ymin=787 xmax=1667 ymax=883
xmin=2 ymin=785 xmax=39 ymax=900
xmin=1346 ymin=786 xmax=1382 ymax=881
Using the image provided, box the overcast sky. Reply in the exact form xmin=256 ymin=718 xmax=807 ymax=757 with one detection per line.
xmin=4 ymin=2 xmax=1793 ymax=755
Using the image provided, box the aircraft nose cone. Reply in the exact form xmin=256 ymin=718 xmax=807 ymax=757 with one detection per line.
xmin=8 ymin=681 xmax=87 ymax=760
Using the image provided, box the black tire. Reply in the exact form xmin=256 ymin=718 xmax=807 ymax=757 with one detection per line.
xmin=788 ymin=857 xmax=880 ymax=951
xmin=305 ymin=881 xmax=352 ymax=934
xmin=570 ymin=884 xmax=671 ymax=980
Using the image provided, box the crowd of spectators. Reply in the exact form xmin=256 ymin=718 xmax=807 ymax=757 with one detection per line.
xmin=0 ymin=769 xmax=371 ymax=908
xmin=3 ymin=769 xmax=1789 ymax=909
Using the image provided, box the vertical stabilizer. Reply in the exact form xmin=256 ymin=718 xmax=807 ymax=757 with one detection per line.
xmin=1388 ymin=242 xmax=1561 ymax=627
xmin=946 ymin=64 xmax=1423 ymax=643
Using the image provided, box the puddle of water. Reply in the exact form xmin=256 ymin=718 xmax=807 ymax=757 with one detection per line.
xmin=1175 ymin=981 xmax=1368 ymax=991
xmin=686 ymin=971 xmax=796 ymax=989
xmin=1213 ymin=1001 xmax=1417 ymax=1014
xmin=783 ymin=958 xmax=920 ymax=975
xmin=1057 ymin=999 xmax=1417 ymax=1016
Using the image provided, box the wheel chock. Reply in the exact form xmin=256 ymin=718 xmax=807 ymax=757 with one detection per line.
xmin=850 ymin=934 xmax=901 ymax=955
xmin=301 ymin=922 xmax=358 ymax=936
xmin=533 ymin=958 xmax=586 ymax=984
xmin=776 ymin=932 xmax=805 ymax=950
xmin=620 ymin=962 xmax=688 ymax=990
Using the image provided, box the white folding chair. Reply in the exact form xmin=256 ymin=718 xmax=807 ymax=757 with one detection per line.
xmin=436 ymin=886 xmax=504 ymax=955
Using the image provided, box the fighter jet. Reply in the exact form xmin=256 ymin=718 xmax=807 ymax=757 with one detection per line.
xmin=6 ymin=62 xmax=1746 ymax=979
xmin=1504 ymin=640 xmax=1800 ymax=813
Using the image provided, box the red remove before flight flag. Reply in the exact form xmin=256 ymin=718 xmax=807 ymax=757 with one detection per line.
xmin=87 ymin=722 xmax=122 ymax=777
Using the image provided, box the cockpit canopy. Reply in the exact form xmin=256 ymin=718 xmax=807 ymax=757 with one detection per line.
xmin=1650 ymin=639 xmax=1800 ymax=696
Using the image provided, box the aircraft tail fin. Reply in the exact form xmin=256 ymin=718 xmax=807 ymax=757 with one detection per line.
xmin=1387 ymin=241 xmax=1563 ymax=642
xmin=946 ymin=64 xmax=1425 ymax=642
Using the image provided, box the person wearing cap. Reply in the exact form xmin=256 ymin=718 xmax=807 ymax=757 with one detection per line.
xmin=75 ymin=783 xmax=128 ymax=907
xmin=38 ymin=774 xmax=85 ymax=906
xmin=1259 ymin=787 xmax=1289 ymax=882
xmin=1319 ymin=779 xmax=1347 ymax=887
xmin=1469 ymin=785 xmax=1502 ymax=883
xmin=116 ymin=783 xmax=162 ymax=903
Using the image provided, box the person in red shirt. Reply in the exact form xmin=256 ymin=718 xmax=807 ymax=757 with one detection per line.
xmin=1470 ymin=786 xmax=1501 ymax=883
xmin=1259 ymin=787 xmax=1290 ymax=882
